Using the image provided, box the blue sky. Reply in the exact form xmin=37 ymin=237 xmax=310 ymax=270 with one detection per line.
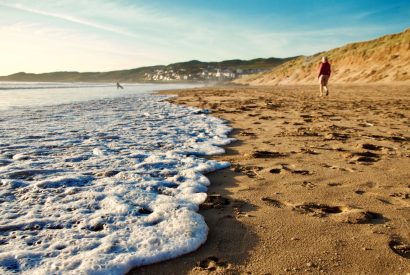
xmin=0 ymin=0 xmax=409 ymax=75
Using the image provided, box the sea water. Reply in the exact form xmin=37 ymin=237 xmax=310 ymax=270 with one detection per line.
xmin=0 ymin=83 xmax=232 ymax=274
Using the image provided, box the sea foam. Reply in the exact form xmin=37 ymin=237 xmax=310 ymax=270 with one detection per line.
xmin=0 ymin=93 xmax=233 ymax=274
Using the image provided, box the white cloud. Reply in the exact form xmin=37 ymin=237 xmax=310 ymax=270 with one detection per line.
xmin=0 ymin=1 xmax=137 ymax=37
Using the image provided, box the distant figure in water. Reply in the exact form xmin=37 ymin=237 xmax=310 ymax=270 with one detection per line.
xmin=318 ymin=56 xmax=331 ymax=97
xmin=116 ymin=82 xmax=124 ymax=89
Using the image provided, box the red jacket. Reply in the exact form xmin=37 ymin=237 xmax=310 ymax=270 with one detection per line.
xmin=318 ymin=62 xmax=331 ymax=77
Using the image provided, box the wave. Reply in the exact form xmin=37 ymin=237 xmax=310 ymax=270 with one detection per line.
xmin=0 ymin=82 xmax=121 ymax=90
xmin=0 ymin=92 xmax=232 ymax=274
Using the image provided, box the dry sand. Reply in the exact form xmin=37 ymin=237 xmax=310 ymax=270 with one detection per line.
xmin=129 ymin=84 xmax=410 ymax=274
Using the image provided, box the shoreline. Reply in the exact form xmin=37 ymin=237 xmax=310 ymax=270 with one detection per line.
xmin=130 ymin=84 xmax=410 ymax=274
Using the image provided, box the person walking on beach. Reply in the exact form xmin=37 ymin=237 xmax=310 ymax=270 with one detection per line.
xmin=116 ymin=82 xmax=124 ymax=89
xmin=318 ymin=56 xmax=331 ymax=97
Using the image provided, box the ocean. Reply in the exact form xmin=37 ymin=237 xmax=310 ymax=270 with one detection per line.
xmin=0 ymin=82 xmax=232 ymax=274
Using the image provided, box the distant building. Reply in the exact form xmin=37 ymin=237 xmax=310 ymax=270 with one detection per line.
xmin=215 ymin=69 xmax=221 ymax=78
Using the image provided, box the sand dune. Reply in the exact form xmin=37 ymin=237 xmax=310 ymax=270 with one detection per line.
xmin=235 ymin=28 xmax=410 ymax=85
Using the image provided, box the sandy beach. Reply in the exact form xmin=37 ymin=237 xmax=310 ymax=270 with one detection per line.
xmin=130 ymin=84 xmax=410 ymax=274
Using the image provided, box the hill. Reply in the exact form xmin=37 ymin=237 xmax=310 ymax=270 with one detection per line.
xmin=0 ymin=57 xmax=294 ymax=83
xmin=235 ymin=28 xmax=410 ymax=85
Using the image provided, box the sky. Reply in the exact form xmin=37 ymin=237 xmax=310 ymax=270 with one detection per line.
xmin=0 ymin=0 xmax=409 ymax=75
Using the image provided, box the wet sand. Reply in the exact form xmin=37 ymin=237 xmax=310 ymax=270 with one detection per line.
xmin=129 ymin=84 xmax=410 ymax=274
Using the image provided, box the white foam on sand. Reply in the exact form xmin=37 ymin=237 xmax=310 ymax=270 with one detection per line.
xmin=0 ymin=94 xmax=233 ymax=274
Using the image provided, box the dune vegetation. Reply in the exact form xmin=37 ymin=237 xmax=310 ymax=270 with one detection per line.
xmin=235 ymin=28 xmax=410 ymax=85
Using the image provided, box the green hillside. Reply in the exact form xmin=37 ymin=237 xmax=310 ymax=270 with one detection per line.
xmin=0 ymin=57 xmax=296 ymax=83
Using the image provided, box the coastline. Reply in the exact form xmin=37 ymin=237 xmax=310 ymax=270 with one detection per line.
xmin=130 ymin=84 xmax=410 ymax=274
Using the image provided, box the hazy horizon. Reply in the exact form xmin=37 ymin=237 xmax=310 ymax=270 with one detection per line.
xmin=1 ymin=0 xmax=409 ymax=76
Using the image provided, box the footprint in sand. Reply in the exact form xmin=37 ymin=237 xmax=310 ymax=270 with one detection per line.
xmin=376 ymin=197 xmax=394 ymax=205
xmin=249 ymin=150 xmax=289 ymax=158
xmin=293 ymin=203 xmax=342 ymax=217
xmin=354 ymin=190 xmax=366 ymax=195
xmin=239 ymin=131 xmax=257 ymax=137
xmin=301 ymin=181 xmax=316 ymax=189
xmin=324 ymin=132 xmax=350 ymax=141
xmin=261 ymin=197 xmax=284 ymax=208
xmin=231 ymin=200 xmax=257 ymax=217
xmin=269 ymin=168 xmax=282 ymax=174
xmin=302 ymin=148 xmax=320 ymax=155
xmin=358 ymin=122 xmax=374 ymax=127
xmin=361 ymin=143 xmax=383 ymax=151
xmin=386 ymin=192 xmax=410 ymax=207
xmin=389 ymin=192 xmax=410 ymax=200
xmin=337 ymin=210 xmax=385 ymax=224
xmin=247 ymin=113 xmax=260 ymax=117
xmin=266 ymin=103 xmax=281 ymax=110
xmin=200 ymin=194 xmax=230 ymax=210
xmin=259 ymin=115 xmax=273 ymax=120
xmin=321 ymin=163 xmax=339 ymax=169
xmin=196 ymin=256 xmax=228 ymax=271
xmin=232 ymin=164 xmax=263 ymax=178
xmin=292 ymin=203 xmax=386 ymax=224
xmin=328 ymin=182 xmax=343 ymax=187
xmin=389 ymin=237 xmax=410 ymax=259
xmin=359 ymin=181 xmax=378 ymax=189
xmin=300 ymin=114 xmax=313 ymax=123
xmin=348 ymin=151 xmax=381 ymax=164
xmin=281 ymin=164 xmax=313 ymax=175
xmin=295 ymin=128 xmax=321 ymax=137
xmin=321 ymin=163 xmax=356 ymax=172
xmin=390 ymin=135 xmax=408 ymax=142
